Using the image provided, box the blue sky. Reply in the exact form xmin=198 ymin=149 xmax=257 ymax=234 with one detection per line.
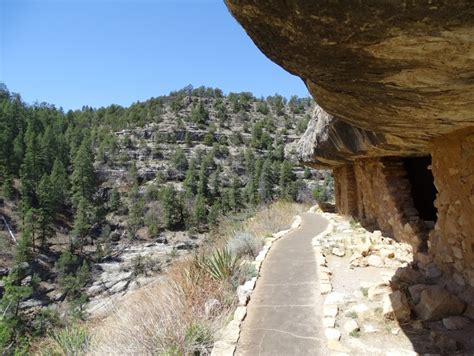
xmin=1 ymin=0 xmax=309 ymax=110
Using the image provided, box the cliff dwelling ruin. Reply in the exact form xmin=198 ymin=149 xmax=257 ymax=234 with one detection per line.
xmin=226 ymin=0 xmax=474 ymax=337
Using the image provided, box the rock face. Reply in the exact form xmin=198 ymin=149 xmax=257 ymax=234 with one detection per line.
xmin=225 ymin=0 xmax=474 ymax=298
xmin=225 ymin=1 xmax=474 ymax=162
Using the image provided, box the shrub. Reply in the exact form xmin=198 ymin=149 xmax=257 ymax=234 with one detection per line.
xmin=49 ymin=326 xmax=91 ymax=355
xmin=198 ymin=248 xmax=238 ymax=281
xmin=227 ymin=232 xmax=263 ymax=258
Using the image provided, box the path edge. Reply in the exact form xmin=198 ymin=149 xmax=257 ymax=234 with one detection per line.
xmin=210 ymin=213 xmax=304 ymax=356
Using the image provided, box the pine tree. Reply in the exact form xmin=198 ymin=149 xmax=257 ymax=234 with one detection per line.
xmin=258 ymin=159 xmax=274 ymax=203
xmin=37 ymin=174 xmax=55 ymax=246
xmin=197 ymin=164 xmax=209 ymax=198
xmin=210 ymin=168 xmax=221 ymax=199
xmin=171 ymin=146 xmax=188 ymax=172
xmin=229 ymin=177 xmax=241 ymax=211
xmin=50 ymin=158 xmax=69 ymax=208
xmin=0 ymin=268 xmax=32 ymax=350
xmin=71 ymin=141 xmax=95 ymax=207
xmin=71 ymin=197 xmax=92 ymax=252
xmin=183 ymin=159 xmax=198 ymax=196
xmin=161 ymin=186 xmax=184 ymax=229
xmin=207 ymin=201 xmax=221 ymax=227
xmin=128 ymin=198 xmax=144 ymax=239
xmin=109 ymin=188 xmax=121 ymax=211
xmin=2 ymin=174 xmax=15 ymax=200
xmin=15 ymin=226 xmax=33 ymax=264
xmin=184 ymin=130 xmax=192 ymax=147
xmin=279 ymin=161 xmax=296 ymax=200
xmin=20 ymin=124 xmax=42 ymax=212
xmin=193 ymin=194 xmax=207 ymax=230
xmin=40 ymin=126 xmax=57 ymax=173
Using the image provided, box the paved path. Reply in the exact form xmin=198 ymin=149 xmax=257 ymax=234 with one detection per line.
xmin=236 ymin=213 xmax=329 ymax=356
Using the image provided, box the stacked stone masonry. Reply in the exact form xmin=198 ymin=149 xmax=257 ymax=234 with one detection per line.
xmin=430 ymin=128 xmax=474 ymax=288
xmin=333 ymin=129 xmax=474 ymax=287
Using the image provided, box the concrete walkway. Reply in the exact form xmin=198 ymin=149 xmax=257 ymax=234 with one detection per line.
xmin=236 ymin=213 xmax=329 ymax=356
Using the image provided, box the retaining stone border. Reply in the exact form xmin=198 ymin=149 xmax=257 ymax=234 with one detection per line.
xmin=310 ymin=207 xmax=352 ymax=355
xmin=210 ymin=214 xmax=303 ymax=356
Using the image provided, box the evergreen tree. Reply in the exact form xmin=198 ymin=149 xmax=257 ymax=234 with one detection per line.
xmin=50 ymin=158 xmax=69 ymax=208
xmin=258 ymin=159 xmax=274 ymax=203
xmin=183 ymin=159 xmax=198 ymax=196
xmin=22 ymin=209 xmax=37 ymax=253
xmin=191 ymin=101 xmax=209 ymax=126
xmin=229 ymin=177 xmax=241 ymax=211
xmin=71 ymin=197 xmax=92 ymax=252
xmin=40 ymin=126 xmax=57 ymax=173
xmin=210 ymin=168 xmax=221 ymax=199
xmin=127 ymin=198 xmax=144 ymax=239
xmin=207 ymin=201 xmax=221 ymax=227
xmin=109 ymin=188 xmax=121 ymax=211
xmin=160 ymin=186 xmax=184 ymax=229
xmin=15 ymin=226 xmax=33 ymax=264
xmin=37 ymin=174 xmax=55 ymax=246
xmin=184 ymin=130 xmax=192 ymax=147
xmin=193 ymin=194 xmax=207 ymax=230
xmin=303 ymin=166 xmax=312 ymax=179
xmin=171 ymin=146 xmax=188 ymax=172
xmin=2 ymin=174 xmax=15 ymax=200
xmin=0 ymin=268 xmax=32 ymax=350
xmin=71 ymin=141 xmax=95 ymax=207
xmin=197 ymin=164 xmax=209 ymax=198
xmin=279 ymin=161 xmax=297 ymax=200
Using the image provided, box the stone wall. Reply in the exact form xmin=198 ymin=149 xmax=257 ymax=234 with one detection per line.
xmin=334 ymin=158 xmax=429 ymax=254
xmin=430 ymin=127 xmax=474 ymax=288
xmin=333 ymin=165 xmax=357 ymax=217
xmin=333 ymin=134 xmax=474 ymax=288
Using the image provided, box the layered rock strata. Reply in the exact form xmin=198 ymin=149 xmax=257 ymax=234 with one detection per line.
xmin=226 ymin=1 xmax=474 ymax=287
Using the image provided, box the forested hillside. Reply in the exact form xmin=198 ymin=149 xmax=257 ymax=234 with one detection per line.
xmin=0 ymin=83 xmax=333 ymax=352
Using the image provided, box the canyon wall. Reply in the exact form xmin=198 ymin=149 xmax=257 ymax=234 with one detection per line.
xmin=226 ymin=0 xmax=474 ymax=288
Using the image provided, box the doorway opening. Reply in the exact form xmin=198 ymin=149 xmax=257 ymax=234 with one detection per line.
xmin=403 ymin=156 xmax=437 ymax=223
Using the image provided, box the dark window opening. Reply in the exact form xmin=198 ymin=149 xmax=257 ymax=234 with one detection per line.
xmin=403 ymin=156 xmax=437 ymax=222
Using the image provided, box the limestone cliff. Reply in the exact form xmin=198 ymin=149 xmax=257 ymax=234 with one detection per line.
xmin=226 ymin=0 xmax=474 ymax=289
xmin=226 ymin=0 xmax=474 ymax=165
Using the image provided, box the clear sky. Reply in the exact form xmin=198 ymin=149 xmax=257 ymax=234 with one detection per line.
xmin=1 ymin=0 xmax=309 ymax=110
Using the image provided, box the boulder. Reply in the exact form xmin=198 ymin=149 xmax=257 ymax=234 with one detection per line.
xmin=442 ymin=316 xmax=470 ymax=330
xmin=408 ymin=284 xmax=432 ymax=304
xmin=414 ymin=287 xmax=465 ymax=321
xmin=367 ymin=255 xmax=384 ymax=268
xmin=383 ymin=290 xmax=411 ymax=322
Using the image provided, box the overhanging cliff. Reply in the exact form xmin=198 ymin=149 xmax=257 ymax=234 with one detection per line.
xmin=226 ymin=0 xmax=474 ymax=166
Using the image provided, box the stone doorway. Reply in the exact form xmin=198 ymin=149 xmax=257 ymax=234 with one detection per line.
xmin=403 ymin=156 xmax=438 ymax=224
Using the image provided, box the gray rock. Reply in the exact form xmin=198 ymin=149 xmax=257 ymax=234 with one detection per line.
xmin=383 ymin=290 xmax=411 ymax=322
xmin=414 ymin=287 xmax=465 ymax=321
xmin=442 ymin=316 xmax=470 ymax=330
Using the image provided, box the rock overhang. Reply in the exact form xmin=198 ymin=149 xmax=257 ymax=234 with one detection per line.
xmin=225 ymin=0 xmax=474 ymax=167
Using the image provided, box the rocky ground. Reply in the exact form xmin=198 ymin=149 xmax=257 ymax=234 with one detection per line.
xmin=313 ymin=210 xmax=474 ymax=355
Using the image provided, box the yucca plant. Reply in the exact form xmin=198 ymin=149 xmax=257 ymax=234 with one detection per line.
xmin=199 ymin=248 xmax=238 ymax=281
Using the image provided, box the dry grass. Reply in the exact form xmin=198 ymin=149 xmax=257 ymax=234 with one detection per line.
xmin=91 ymin=258 xmax=233 ymax=355
xmin=86 ymin=201 xmax=306 ymax=355
xmin=243 ymin=201 xmax=308 ymax=239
